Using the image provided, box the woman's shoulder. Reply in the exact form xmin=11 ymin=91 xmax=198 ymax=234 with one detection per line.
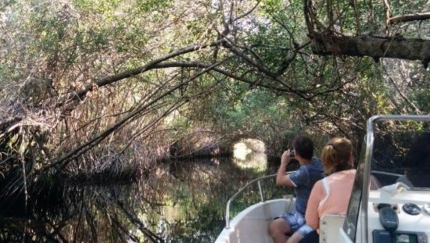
xmin=338 ymin=168 xmax=356 ymax=175
xmin=327 ymin=169 xmax=356 ymax=180
xmin=312 ymin=178 xmax=324 ymax=190
xmin=346 ymin=169 xmax=357 ymax=175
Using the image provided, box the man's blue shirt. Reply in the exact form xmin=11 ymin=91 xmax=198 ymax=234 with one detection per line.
xmin=289 ymin=157 xmax=324 ymax=215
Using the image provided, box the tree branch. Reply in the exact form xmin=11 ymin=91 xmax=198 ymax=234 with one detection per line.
xmin=311 ymin=34 xmax=430 ymax=63
xmin=42 ymin=60 xmax=229 ymax=172
xmin=388 ymin=12 xmax=430 ymax=25
xmin=56 ymin=41 xmax=223 ymax=109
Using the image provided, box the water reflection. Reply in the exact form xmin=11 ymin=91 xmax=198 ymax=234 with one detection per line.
xmin=0 ymin=154 xmax=284 ymax=242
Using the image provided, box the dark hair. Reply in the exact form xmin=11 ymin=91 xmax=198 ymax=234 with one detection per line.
xmin=293 ymin=134 xmax=314 ymax=160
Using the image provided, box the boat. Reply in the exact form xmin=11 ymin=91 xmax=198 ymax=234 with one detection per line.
xmin=215 ymin=115 xmax=430 ymax=243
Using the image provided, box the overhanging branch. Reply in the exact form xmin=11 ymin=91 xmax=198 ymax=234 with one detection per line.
xmin=388 ymin=12 xmax=430 ymax=25
xmin=311 ymin=34 xmax=430 ymax=64
xmin=56 ymin=41 xmax=224 ymax=109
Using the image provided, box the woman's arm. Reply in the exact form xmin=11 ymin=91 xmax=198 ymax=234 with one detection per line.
xmin=287 ymin=183 xmax=324 ymax=243
xmin=305 ymin=180 xmax=324 ymax=230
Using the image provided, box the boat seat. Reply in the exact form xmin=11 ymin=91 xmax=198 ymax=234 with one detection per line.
xmin=319 ymin=214 xmax=345 ymax=243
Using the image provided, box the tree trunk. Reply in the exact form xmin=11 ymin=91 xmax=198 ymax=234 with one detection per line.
xmin=311 ymin=33 xmax=430 ymax=66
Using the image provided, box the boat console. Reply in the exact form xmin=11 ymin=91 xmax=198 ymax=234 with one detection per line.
xmin=369 ymin=190 xmax=430 ymax=243
xmin=340 ymin=115 xmax=430 ymax=243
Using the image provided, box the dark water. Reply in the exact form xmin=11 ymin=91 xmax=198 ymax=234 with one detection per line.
xmin=0 ymin=154 xmax=287 ymax=243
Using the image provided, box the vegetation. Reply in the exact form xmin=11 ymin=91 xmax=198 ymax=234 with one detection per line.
xmin=1 ymin=0 xmax=430 ymax=241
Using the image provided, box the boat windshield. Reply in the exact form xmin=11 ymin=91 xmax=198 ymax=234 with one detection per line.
xmin=370 ymin=129 xmax=430 ymax=190
xmin=343 ymin=118 xmax=430 ymax=242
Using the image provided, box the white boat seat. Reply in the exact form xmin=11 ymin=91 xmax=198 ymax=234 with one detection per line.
xmin=319 ymin=214 xmax=345 ymax=243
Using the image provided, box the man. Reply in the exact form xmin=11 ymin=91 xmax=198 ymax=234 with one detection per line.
xmin=269 ymin=134 xmax=324 ymax=243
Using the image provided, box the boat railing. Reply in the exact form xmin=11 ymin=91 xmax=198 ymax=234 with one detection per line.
xmin=225 ymin=172 xmax=294 ymax=229
xmin=370 ymin=170 xmax=403 ymax=178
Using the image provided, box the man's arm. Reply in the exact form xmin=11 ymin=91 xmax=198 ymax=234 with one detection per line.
xmin=276 ymin=150 xmax=295 ymax=187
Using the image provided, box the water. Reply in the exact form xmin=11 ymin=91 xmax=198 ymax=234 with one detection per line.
xmin=0 ymin=155 xmax=286 ymax=243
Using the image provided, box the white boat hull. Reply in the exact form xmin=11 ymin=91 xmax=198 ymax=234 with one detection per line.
xmin=215 ymin=198 xmax=295 ymax=243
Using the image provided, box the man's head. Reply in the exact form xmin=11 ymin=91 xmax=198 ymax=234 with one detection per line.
xmin=293 ymin=134 xmax=314 ymax=160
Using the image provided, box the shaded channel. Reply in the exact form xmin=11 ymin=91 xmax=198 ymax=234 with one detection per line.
xmin=0 ymin=152 xmax=292 ymax=242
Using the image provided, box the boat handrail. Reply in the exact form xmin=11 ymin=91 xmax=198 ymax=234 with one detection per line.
xmin=224 ymin=171 xmax=294 ymax=229
xmin=370 ymin=170 xmax=403 ymax=178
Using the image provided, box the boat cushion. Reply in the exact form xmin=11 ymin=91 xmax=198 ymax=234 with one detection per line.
xmin=319 ymin=214 xmax=345 ymax=243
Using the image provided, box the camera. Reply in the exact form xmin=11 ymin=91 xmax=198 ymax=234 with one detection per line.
xmin=289 ymin=149 xmax=295 ymax=158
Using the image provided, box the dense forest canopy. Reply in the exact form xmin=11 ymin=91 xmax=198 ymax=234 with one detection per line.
xmin=0 ymin=0 xmax=430 ymax=205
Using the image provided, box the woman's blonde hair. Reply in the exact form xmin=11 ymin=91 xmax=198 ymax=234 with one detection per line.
xmin=321 ymin=137 xmax=353 ymax=174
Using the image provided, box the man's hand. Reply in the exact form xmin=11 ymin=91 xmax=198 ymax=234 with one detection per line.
xmin=281 ymin=150 xmax=292 ymax=166
xmin=276 ymin=150 xmax=295 ymax=187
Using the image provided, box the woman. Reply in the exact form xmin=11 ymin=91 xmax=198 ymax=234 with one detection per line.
xmin=287 ymin=137 xmax=356 ymax=243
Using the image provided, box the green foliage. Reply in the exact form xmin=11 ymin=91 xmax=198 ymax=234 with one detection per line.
xmin=2 ymin=0 xmax=428 ymax=170
xmin=1 ymin=0 xmax=430 ymax=242
xmin=413 ymin=88 xmax=430 ymax=113
xmin=73 ymin=0 xmax=123 ymax=11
